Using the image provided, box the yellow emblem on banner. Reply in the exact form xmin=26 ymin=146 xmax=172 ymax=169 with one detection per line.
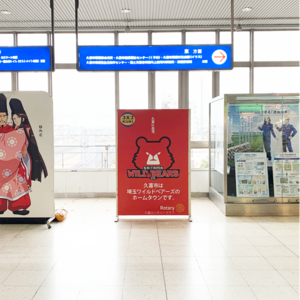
xmin=176 ymin=204 xmax=185 ymax=213
xmin=120 ymin=112 xmax=135 ymax=127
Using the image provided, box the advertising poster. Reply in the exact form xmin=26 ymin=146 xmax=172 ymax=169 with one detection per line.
xmin=272 ymin=153 xmax=299 ymax=198
xmin=227 ymin=103 xmax=299 ymax=167
xmin=0 ymin=92 xmax=54 ymax=218
xmin=117 ymin=109 xmax=189 ymax=216
xmin=235 ymin=153 xmax=269 ymax=197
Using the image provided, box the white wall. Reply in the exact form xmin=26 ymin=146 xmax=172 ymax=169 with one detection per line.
xmin=54 ymin=170 xmax=209 ymax=197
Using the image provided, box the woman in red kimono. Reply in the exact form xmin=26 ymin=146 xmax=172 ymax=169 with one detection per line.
xmin=0 ymin=98 xmax=47 ymax=215
xmin=0 ymin=94 xmax=21 ymax=214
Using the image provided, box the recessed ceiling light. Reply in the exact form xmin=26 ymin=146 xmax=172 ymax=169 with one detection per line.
xmin=242 ymin=7 xmax=252 ymax=12
xmin=121 ymin=8 xmax=131 ymax=13
xmin=1 ymin=10 xmax=11 ymax=15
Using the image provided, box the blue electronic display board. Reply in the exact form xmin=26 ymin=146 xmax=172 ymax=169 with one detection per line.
xmin=78 ymin=44 xmax=232 ymax=71
xmin=0 ymin=46 xmax=52 ymax=71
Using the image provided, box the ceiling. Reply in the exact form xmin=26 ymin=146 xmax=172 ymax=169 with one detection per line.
xmin=0 ymin=0 xmax=298 ymax=32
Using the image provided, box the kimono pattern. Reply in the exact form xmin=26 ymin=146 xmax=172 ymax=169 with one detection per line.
xmin=0 ymin=126 xmax=32 ymax=201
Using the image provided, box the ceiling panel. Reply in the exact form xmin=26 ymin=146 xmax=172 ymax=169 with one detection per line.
xmin=0 ymin=0 xmax=298 ymax=31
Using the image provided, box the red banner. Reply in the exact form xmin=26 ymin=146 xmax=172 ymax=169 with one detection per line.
xmin=117 ymin=109 xmax=189 ymax=216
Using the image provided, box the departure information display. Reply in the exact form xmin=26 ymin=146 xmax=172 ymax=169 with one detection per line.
xmin=78 ymin=44 xmax=232 ymax=71
xmin=0 ymin=46 xmax=52 ymax=71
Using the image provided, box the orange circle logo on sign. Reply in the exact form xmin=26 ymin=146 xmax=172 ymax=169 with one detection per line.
xmin=176 ymin=204 xmax=185 ymax=213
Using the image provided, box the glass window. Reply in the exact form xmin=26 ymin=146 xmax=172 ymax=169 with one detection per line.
xmin=189 ymin=71 xmax=212 ymax=141
xmin=220 ymin=31 xmax=249 ymax=61
xmin=0 ymin=34 xmax=13 ymax=46
xmin=119 ymin=72 xmax=148 ymax=109
xmin=55 ymin=34 xmax=76 ymax=63
xmin=210 ymin=98 xmax=224 ymax=195
xmin=186 ymin=32 xmax=215 ymax=44
xmin=220 ymin=68 xmax=249 ymax=94
xmin=53 ymin=70 xmax=115 ymax=169
xmin=18 ymin=34 xmax=47 ymax=46
xmin=152 ymin=32 xmax=181 ymax=45
xmin=119 ymin=34 xmax=148 ymax=110
xmin=78 ymin=33 xmax=114 ymax=45
xmin=254 ymin=67 xmax=300 ymax=93
xmin=156 ymin=72 xmax=178 ymax=109
xmin=152 ymin=33 xmax=180 ymax=110
xmin=119 ymin=33 xmax=147 ymax=45
xmin=0 ymin=73 xmax=11 ymax=91
xmin=191 ymin=149 xmax=209 ymax=169
xmin=19 ymin=73 xmax=48 ymax=92
xmin=255 ymin=31 xmax=300 ymax=61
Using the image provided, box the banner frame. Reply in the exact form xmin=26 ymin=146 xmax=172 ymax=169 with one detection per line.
xmin=115 ymin=109 xmax=191 ymax=222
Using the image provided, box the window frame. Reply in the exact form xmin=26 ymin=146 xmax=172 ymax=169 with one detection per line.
xmin=7 ymin=29 xmax=298 ymax=170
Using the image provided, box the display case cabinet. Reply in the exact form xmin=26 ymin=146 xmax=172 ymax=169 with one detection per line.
xmin=209 ymin=94 xmax=299 ymax=216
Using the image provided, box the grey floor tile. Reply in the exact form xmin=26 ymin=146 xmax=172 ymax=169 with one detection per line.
xmin=124 ymin=269 xmax=164 ymax=286
xmin=0 ymin=285 xmax=39 ymax=300
xmin=164 ymin=269 xmax=206 ymax=286
xmin=78 ymin=286 xmax=123 ymax=300
xmin=2 ymin=270 xmax=49 ymax=286
xmin=208 ymin=286 xmax=257 ymax=300
xmin=33 ymin=285 xmax=81 ymax=300
xmin=123 ymin=285 xmax=166 ymax=300
xmin=251 ymin=285 xmax=299 ymax=300
xmin=166 ymin=286 xmax=212 ymax=300
xmin=239 ymin=269 xmax=289 ymax=286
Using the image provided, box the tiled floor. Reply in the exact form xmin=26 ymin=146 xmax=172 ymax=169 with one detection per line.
xmin=0 ymin=197 xmax=299 ymax=300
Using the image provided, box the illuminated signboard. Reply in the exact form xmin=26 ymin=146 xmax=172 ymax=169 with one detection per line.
xmin=0 ymin=46 xmax=52 ymax=72
xmin=78 ymin=44 xmax=232 ymax=71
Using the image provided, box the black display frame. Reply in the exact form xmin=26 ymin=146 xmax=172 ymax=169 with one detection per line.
xmin=0 ymin=46 xmax=54 ymax=72
xmin=74 ymin=0 xmax=235 ymax=72
xmin=76 ymin=44 xmax=234 ymax=72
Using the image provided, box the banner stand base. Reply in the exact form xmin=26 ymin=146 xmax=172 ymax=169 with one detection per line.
xmin=46 ymin=216 xmax=55 ymax=229
xmin=114 ymin=216 xmax=192 ymax=222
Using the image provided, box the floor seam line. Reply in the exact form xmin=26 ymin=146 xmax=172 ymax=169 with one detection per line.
xmin=157 ymin=220 xmax=168 ymax=300
xmin=121 ymin=221 xmax=131 ymax=300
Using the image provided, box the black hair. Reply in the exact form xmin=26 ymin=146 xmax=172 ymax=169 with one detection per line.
xmin=12 ymin=112 xmax=48 ymax=182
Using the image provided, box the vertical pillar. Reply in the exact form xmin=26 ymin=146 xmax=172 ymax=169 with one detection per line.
xmin=212 ymin=30 xmax=220 ymax=98
xmin=212 ymin=72 xmax=220 ymax=98
xmin=179 ymin=30 xmax=189 ymax=108
xmin=230 ymin=0 xmax=234 ymax=61
xmin=12 ymin=33 xmax=18 ymax=91
xmin=249 ymin=30 xmax=254 ymax=93
xmin=114 ymin=31 xmax=119 ymax=110
xmin=114 ymin=31 xmax=119 ymax=221
xmin=47 ymin=32 xmax=53 ymax=97
xmin=148 ymin=31 xmax=155 ymax=109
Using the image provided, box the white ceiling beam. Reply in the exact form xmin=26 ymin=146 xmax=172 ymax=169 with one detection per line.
xmin=0 ymin=17 xmax=298 ymax=24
